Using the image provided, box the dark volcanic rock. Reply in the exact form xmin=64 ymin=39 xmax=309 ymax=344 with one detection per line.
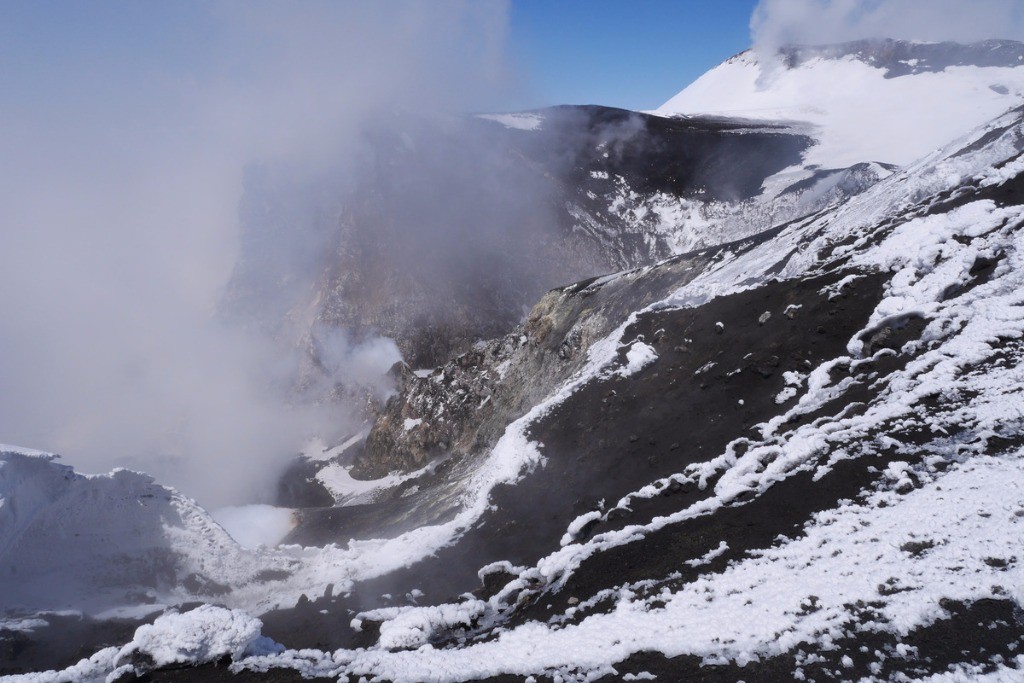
xmin=275 ymin=457 xmax=334 ymax=509
xmin=224 ymin=105 xmax=821 ymax=373
xmin=348 ymin=217 xmax=802 ymax=479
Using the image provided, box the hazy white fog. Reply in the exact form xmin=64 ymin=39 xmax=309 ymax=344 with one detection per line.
xmin=0 ymin=1 xmax=517 ymax=506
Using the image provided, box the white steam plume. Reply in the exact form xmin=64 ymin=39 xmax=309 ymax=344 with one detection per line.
xmin=0 ymin=1 xmax=517 ymax=507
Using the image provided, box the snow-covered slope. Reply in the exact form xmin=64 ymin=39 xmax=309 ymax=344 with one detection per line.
xmin=13 ymin=37 xmax=1024 ymax=683
xmin=658 ymin=39 xmax=1024 ymax=169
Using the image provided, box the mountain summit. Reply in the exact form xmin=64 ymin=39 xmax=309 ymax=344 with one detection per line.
xmin=658 ymin=38 xmax=1024 ymax=167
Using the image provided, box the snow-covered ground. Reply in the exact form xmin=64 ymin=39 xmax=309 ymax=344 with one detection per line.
xmin=11 ymin=38 xmax=1024 ymax=682
xmin=13 ymin=90 xmax=1024 ymax=682
xmin=0 ymin=447 xmax=297 ymax=616
xmin=235 ymin=83 xmax=1024 ymax=683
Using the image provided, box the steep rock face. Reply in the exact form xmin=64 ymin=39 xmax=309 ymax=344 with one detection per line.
xmin=327 ymin=140 xmax=896 ymax=480
xmin=353 ymin=226 xmax=787 ymax=479
xmin=224 ymin=106 xmax=879 ymax=376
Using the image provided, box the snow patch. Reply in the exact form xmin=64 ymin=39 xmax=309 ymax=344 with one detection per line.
xmin=612 ymin=341 xmax=658 ymax=378
xmin=15 ymin=606 xmax=280 ymax=683
xmin=118 ymin=605 xmax=278 ymax=668
xmin=477 ymin=113 xmax=544 ymax=131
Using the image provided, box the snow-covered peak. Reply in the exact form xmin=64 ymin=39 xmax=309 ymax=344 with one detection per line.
xmin=657 ymin=38 xmax=1024 ymax=168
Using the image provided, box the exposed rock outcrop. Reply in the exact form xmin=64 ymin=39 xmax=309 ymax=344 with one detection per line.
xmin=223 ymin=105 xmax=883 ymax=376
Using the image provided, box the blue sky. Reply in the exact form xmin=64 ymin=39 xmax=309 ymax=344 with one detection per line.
xmin=509 ymin=0 xmax=759 ymax=110
xmin=7 ymin=1 xmax=1024 ymax=114
xmin=0 ymin=1 xmax=759 ymax=115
